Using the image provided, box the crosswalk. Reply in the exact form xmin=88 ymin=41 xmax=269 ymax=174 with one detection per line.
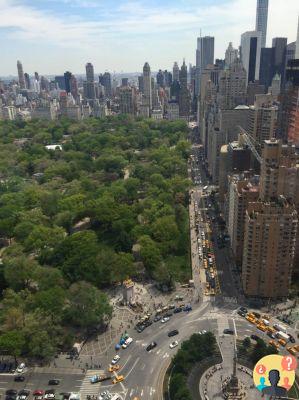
xmin=79 ymin=369 xmax=108 ymax=398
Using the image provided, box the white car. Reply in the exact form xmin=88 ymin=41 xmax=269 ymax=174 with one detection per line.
xmin=122 ymin=337 xmax=133 ymax=348
xmin=169 ymin=341 xmax=179 ymax=349
xmin=111 ymin=355 xmax=120 ymax=365
xmin=198 ymin=330 xmax=207 ymax=334
xmin=161 ymin=317 xmax=170 ymax=323
xmin=16 ymin=363 xmax=25 ymax=373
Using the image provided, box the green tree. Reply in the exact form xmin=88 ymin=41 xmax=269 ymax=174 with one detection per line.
xmin=0 ymin=330 xmax=25 ymax=364
xmin=65 ymin=281 xmax=112 ymax=329
xmin=3 ymin=256 xmax=39 ymax=291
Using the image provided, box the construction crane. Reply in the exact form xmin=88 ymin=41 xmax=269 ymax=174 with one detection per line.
xmin=237 ymin=126 xmax=262 ymax=164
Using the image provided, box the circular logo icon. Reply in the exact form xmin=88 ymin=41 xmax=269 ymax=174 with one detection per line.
xmin=253 ymin=355 xmax=295 ymax=395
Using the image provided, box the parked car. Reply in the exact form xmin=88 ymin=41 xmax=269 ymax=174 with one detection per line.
xmin=6 ymin=391 xmax=17 ymax=396
xmin=223 ymin=329 xmax=234 ymax=335
xmin=111 ymin=355 xmax=120 ymax=365
xmin=154 ymin=315 xmax=161 ymax=322
xmin=173 ymin=308 xmax=182 ymax=314
xmin=183 ymin=305 xmax=192 ymax=312
xmin=161 ymin=317 xmax=170 ymax=323
xmin=44 ymin=390 xmax=55 ymax=400
xmin=250 ymin=334 xmax=260 ymax=341
xmin=168 ymin=330 xmax=179 ymax=337
xmin=146 ymin=342 xmax=157 ymax=352
xmin=169 ymin=341 xmax=179 ymax=349
xmin=48 ymin=380 xmax=60 ymax=386
xmin=288 ymin=334 xmax=296 ymax=343
xmin=16 ymin=363 xmax=25 ymax=374
xmin=33 ymin=391 xmax=44 ymax=397
xmin=14 ymin=376 xmax=25 ymax=382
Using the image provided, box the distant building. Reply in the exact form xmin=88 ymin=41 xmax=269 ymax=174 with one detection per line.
xmin=143 ymin=62 xmax=152 ymax=113
xmin=99 ymin=72 xmax=112 ymax=97
xmin=225 ymin=42 xmax=238 ymax=67
xmin=173 ymin=62 xmax=180 ymax=82
xmin=255 ymin=0 xmax=269 ymax=48
xmin=167 ymin=101 xmax=180 ymax=120
xmin=17 ymin=60 xmax=26 ymax=89
xmin=64 ymin=71 xmax=72 ymax=94
xmin=218 ymin=60 xmax=247 ymax=110
xmin=240 ymin=31 xmax=262 ymax=85
xmin=119 ymin=85 xmax=136 ymax=115
xmin=195 ymin=36 xmax=215 ymax=95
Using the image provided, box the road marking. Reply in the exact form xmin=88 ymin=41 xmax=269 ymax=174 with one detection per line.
xmin=140 ymin=389 xmax=144 ymax=397
xmin=156 ymin=349 xmax=161 ymax=354
xmin=124 ymin=357 xmax=140 ymax=379
xmin=129 ymin=389 xmax=134 ymax=397
xmin=140 ymin=363 xmax=145 ymax=370
xmin=120 ymin=355 xmax=132 ymax=370
xmin=150 ymin=367 xmax=154 ymax=374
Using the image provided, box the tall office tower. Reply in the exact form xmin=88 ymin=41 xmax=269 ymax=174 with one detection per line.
xmin=228 ymin=174 xmax=259 ymax=266
xmin=138 ymin=76 xmax=144 ymax=93
xmin=55 ymin=76 xmax=66 ymax=90
xmin=173 ymin=62 xmax=180 ymax=82
xmin=99 ymin=73 xmax=112 ymax=97
xmin=259 ymin=48 xmax=273 ymax=90
xmin=121 ymin=78 xmax=129 ymax=87
xmin=85 ymin=62 xmax=95 ymax=82
xmin=17 ymin=60 xmax=26 ymax=89
xmin=255 ymin=0 xmax=269 ymax=48
xmin=269 ymin=73 xmax=281 ymax=97
xmin=279 ymin=59 xmax=299 ymax=141
xmin=272 ymin=38 xmax=287 ymax=82
xmin=178 ymin=60 xmax=190 ymax=117
xmin=248 ymin=94 xmax=278 ymax=144
xmin=64 ymin=71 xmax=72 ymax=93
xmin=242 ymin=139 xmax=298 ymax=298
xmin=156 ymin=70 xmax=164 ymax=87
xmin=34 ymin=72 xmax=39 ymax=81
xmin=296 ymin=16 xmax=299 ymax=59
xmin=142 ymin=62 xmax=152 ymax=113
xmin=70 ymin=75 xmax=79 ymax=99
xmin=24 ymin=73 xmax=30 ymax=90
xmin=40 ymin=76 xmax=50 ymax=91
xmin=119 ymin=86 xmax=136 ymax=115
xmin=195 ymin=36 xmax=215 ymax=95
xmin=218 ymin=59 xmax=247 ymax=110
xmin=240 ymin=31 xmax=262 ymax=85
xmin=286 ymin=42 xmax=296 ymax=64
xmin=163 ymin=70 xmax=172 ymax=87
xmin=225 ymin=42 xmax=238 ymax=67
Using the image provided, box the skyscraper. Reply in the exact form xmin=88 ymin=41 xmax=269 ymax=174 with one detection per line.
xmin=85 ymin=62 xmax=95 ymax=82
xmin=240 ymin=31 xmax=262 ymax=84
xmin=143 ymin=62 xmax=152 ymax=113
xmin=173 ymin=62 xmax=179 ymax=82
xmin=225 ymin=42 xmax=238 ymax=67
xmin=17 ymin=60 xmax=26 ymax=89
xmin=99 ymin=72 xmax=112 ymax=97
xmin=195 ymin=36 xmax=215 ymax=95
xmin=24 ymin=73 xmax=30 ymax=90
xmin=64 ymin=71 xmax=72 ymax=93
xmin=255 ymin=0 xmax=269 ymax=48
xmin=84 ymin=62 xmax=96 ymax=100
xmin=178 ymin=60 xmax=190 ymax=117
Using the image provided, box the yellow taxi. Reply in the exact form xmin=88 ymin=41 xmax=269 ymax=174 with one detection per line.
xmin=112 ymin=375 xmax=124 ymax=384
xmin=278 ymin=339 xmax=287 ymax=347
xmin=108 ymin=365 xmax=120 ymax=372
xmin=287 ymin=346 xmax=297 ymax=355
xmin=269 ymin=340 xmax=280 ymax=350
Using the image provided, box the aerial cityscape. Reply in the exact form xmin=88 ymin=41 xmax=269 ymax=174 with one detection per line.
xmin=0 ymin=0 xmax=299 ymax=400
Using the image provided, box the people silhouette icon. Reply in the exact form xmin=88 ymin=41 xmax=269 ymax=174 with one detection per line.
xmin=262 ymin=369 xmax=287 ymax=397
xmin=283 ymin=377 xmax=292 ymax=391
xmin=257 ymin=376 xmax=268 ymax=391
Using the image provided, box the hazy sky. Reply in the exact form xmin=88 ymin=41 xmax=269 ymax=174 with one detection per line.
xmin=0 ymin=0 xmax=298 ymax=76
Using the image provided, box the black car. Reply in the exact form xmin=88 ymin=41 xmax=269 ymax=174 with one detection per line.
xmin=168 ymin=330 xmax=179 ymax=337
xmin=164 ymin=312 xmax=173 ymax=318
xmin=252 ymin=312 xmax=261 ymax=319
xmin=223 ymin=329 xmax=234 ymax=335
xmin=173 ymin=307 xmax=182 ymax=314
xmin=239 ymin=307 xmax=247 ymax=313
xmin=144 ymin=320 xmax=153 ymax=327
xmin=288 ymin=334 xmax=296 ymax=343
xmin=154 ymin=315 xmax=161 ymax=322
xmin=251 ymin=334 xmax=260 ymax=341
xmin=48 ymin=379 xmax=60 ymax=385
xmin=137 ymin=325 xmax=146 ymax=333
xmin=6 ymin=396 xmax=16 ymax=400
xmin=6 ymin=391 xmax=17 ymax=396
xmin=14 ymin=376 xmax=25 ymax=382
xmin=237 ymin=310 xmax=246 ymax=317
xmin=146 ymin=342 xmax=157 ymax=352
xmin=18 ymin=390 xmax=30 ymax=396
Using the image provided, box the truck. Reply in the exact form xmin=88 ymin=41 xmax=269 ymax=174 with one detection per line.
xmin=276 ymin=331 xmax=289 ymax=342
xmin=273 ymin=323 xmax=287 ymax=333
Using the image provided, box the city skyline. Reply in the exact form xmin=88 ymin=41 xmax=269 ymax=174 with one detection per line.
xmin=0 ymin=0 xmax=298 ymax=76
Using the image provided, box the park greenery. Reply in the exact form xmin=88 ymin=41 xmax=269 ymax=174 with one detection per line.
xmin=169 ymin=332 xmax=217 ymax=400
xmin=0 ymin=116 xmax=191 ymax=360
xmin=239 ymin=336 xmax=278 ymax=364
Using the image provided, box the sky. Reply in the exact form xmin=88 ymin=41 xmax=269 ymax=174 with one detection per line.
xmin=0 ymin=0 xmax=298 ymax=76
